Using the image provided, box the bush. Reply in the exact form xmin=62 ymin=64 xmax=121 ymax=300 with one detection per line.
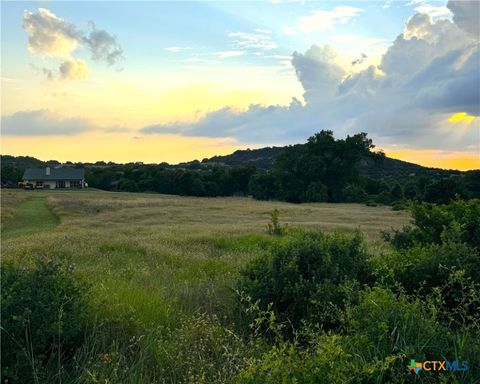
xmin=236 ymin=335 xmax=359 ymax=384
xmin=343 ymin=286 xmax=479 ymax=383
xmin=347 ymin=287 xmax=438 ymax=358
xmin=391 ymin=200 xmax=407 ymax=211
xmin=237 ymin=286 xmax=480 ymax=384
xmin=427 ymin=269 xmax=480 ymax=330
xmin=388 ymin=242 xmax=480 ymax=294
xmin=384 ymin=199 xmax=480 ymax=251
xmin=376 ymin=190 xmax=392 ymax=205
xmin=239 ymin=230 xmax=371 ymax=332
xmin=1 ymin=260 xmax=90 ymax=383
xmin=423 ymin=177 xmax=467 ymax=203
xmin=342 ymin=183 xmax=368 ymax=203
xmin=266 ymin=209 xmax=288 ymax=236
xmin=389 ymin=182 xmax=404 ymax=202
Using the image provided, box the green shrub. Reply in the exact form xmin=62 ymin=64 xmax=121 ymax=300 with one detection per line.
xmin=342 ymin=183 xmax=368 ymax=203
xmin=391 ymin=200 xmax=407 ymax=211
xmin=1 ymin=260 xmax=90 ymax=383
xmin=237 ymin=286 xmax=480 ymax=384
xmin=391 ymin=242 xmax=480 ymax=294
xmin=389 ymin=182 xmax=404 ymax=202
xmin=427 ymin=269 xmax=480 ymax=330
xmin=376 ymin=190 xmax=392 ymax=205
xmin=344 ymin=286 xmax=479 ymax=383
xmin=236 ymin=335 xmax=359 ymax=384
xmin=384 ymin=199 xmax=480 ymax=251
xmin=404 ymin=181 xmax=421 ymax=200
xmin=347 ymin=287 xmax=438 ymax=359
xmin=239 ymin=230 xmax=371 ymax=332
xmin=266 ymin=209 xmax=288 ymax=236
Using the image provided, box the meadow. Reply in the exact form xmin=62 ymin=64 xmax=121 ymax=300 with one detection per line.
xmin=2 ymin=189 xmax=479 ymax=383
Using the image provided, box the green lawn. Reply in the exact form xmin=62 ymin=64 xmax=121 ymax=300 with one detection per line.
xmin=1 ymin=194 xmax=59 ymax=239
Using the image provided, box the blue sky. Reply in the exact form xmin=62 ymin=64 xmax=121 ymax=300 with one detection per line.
xmin=1 ymin=1 xmax=479 ymax=169
xmin=1 ymin=1 xmax=424 ymax=77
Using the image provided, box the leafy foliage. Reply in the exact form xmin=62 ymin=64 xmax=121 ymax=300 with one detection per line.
xmin=237 ymin=198 xmax=480 ymax=383
xmin=266 ymin=209 xmax=288 ymax=236
xmin=3 ymin=134 xmax=478 ymax=208
xmin=239 ymin=230 xmax=370 ymax=332
xmin=383 ymin=199 xmax=480 ymax=250
xmin=1 ymin=260 xmax=90 ymax=383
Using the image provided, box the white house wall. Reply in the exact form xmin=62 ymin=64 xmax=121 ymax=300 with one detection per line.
xmin=44 ymin=181 xmax=56 ymax=189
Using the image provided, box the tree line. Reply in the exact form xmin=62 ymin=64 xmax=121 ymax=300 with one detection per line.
xmin=2 ymin=131 xmax=479 ymax=205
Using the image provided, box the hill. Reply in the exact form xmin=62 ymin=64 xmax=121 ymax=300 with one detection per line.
xmin=2 ymin=146 xmax=461 ymax=184
xmin=198 ymin=145 xmax=461 ymax=178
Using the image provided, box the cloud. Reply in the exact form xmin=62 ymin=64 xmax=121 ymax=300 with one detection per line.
xmin=59 ymin=59 xmax=89 ymax=80
xmin=352 ymin=53 xmax=367 ymax=66
xmin=22 ymin=8 xmax=80 ymax=58
xmin=382 ymin=0 xmax=393 ymax=9
xmin=139 ymin=0 xmax=479 ymax=155
xmin=228 ymin=31 xmax=277 ymax=51
xmin=214 ymin=50 xmax=246 ymax=58
xmin=414 ymin=3 xmax=452 ymax=18
xmin=22 ymin=8 xmax=124 ymax=80
xmin=283 ymin=6 xmax=364 ymax=34
xmin=141 ymin=99 xmax=309 ymax=143
xmin=83 ymin=22 xmax=124 ymax=66
xmin=42 ymin=67 xmax=55 ymax=81
xmin=291 ymin=45 xmax=346 ymax=104
xmin=406 ymin=0 xmax=424 ymax=6
xmin=1 ymin=110 xmax=94 ymax=136
xmin=447 ymin=0 xmax=480 ymax=36
xmin=164 ymin=46 xmax=191 ymax=52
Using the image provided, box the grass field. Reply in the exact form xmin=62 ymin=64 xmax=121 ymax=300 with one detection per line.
xmin=1 ymin=189 xmax=412 ymax=383
xmin=1 ymin=194 xmax=59 ymax=239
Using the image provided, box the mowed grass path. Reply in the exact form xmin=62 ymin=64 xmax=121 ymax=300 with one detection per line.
xmin=2 ymin=194 xmax=59 ymax=239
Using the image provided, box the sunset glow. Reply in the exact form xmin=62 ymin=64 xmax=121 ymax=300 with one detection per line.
xmin=1 ymin=1 xmax=478 ymax=169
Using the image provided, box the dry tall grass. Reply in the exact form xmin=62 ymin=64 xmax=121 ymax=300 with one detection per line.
xmin=2 ymin=189 xmax=410 ymax=320
xmin=1 ymin=189 xmax=411 ymax=383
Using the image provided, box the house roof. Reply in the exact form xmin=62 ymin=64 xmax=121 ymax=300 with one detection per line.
xmin=23 ymin=168 xmax=85 ymax=181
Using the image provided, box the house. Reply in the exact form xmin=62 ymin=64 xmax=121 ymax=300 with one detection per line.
xmin=21 ymin=167 xmax=86 ymax=189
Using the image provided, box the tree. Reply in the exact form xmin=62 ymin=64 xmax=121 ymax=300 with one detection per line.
xmin=389 ymin=182 xmax=404 ymax=202
xmin=273 ymin=131 xmax=375 ymax=203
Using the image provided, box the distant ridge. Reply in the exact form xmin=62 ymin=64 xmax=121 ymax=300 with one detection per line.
xmin=1 ymin=147 xmax=467 ymax=180
xmin=197 ymin=146 xmax=463 ymax=178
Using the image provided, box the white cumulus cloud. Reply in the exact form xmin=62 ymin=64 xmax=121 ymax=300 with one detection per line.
xmin=141 ymin=0 xmax=479 ymax=155
xmin=22 ymin=8 xmax=80 ymax=59
xmin=22 ymin=8 xmax=124 ymax=80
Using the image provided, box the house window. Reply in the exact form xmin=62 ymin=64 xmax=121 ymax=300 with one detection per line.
xmin=36 ymin=181 xmax=43 ymax=187
xmin=70 ymin=180 xmax=81 ymax=188
xmin=57 ymin=180 xmax=65 ymax=188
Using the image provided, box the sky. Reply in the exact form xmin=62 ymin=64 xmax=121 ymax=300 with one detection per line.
xmin=1 ymin=0 xmax=479 ymax=169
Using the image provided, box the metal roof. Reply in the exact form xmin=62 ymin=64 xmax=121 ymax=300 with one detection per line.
xmin=22 ymin=168 xmax=85 ymax=180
